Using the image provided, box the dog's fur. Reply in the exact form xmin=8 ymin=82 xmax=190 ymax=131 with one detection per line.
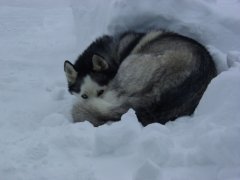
xmin=64 ymin=31 xmax=144 ymax=99
xmin=66 ymin=31 xmax=217 ymax=126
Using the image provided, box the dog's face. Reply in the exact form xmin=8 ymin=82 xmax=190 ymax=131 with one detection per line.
xmin=64 ymin=54 xmax=109 ymax=100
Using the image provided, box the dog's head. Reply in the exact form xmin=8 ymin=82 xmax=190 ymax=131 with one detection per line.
xmin=64 ymin=54 xmax=111 ymax=100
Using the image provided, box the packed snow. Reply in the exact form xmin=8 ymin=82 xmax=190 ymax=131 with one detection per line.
xmin=0 ymin=0 xmax=240 ymax=179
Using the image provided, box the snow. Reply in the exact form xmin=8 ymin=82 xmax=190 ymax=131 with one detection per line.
xmin=0 ymin=0 xmax=240 ymax=179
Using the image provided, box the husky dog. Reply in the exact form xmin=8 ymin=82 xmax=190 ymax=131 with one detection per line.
xmin=64 ymin=31 xmax=144 ymax=99
xmin=67 ymin=31 xmax=217 ymax=126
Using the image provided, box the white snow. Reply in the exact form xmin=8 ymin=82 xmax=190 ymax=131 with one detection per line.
xmin=0 ymin=0 xmax=240 ymax=179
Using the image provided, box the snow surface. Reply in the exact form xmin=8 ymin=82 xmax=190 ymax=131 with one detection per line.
xmin=0 ymin=0 xmax=240 ymax=179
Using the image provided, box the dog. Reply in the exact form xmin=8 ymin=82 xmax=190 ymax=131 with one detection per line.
xmin=64 ymin=31 xmax=145 ymax=99
xmin=65 ymin=31 xmax=217 ymax=126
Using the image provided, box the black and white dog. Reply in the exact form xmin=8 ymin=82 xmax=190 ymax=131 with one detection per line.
xmin=64 ymin=31 xmax=144 ymax=99
xmin=64 ymin=30 xmax=217 ymax=126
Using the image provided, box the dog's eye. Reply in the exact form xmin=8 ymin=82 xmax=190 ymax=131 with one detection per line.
xmin=81 ymin=94 xmax=88 ymax=99
xmin=97 ymin=90 xmax=104 ymax=97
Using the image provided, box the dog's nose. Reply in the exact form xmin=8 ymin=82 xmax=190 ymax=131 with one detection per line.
xmin=97 ymin=90 xmax=104 ymax=97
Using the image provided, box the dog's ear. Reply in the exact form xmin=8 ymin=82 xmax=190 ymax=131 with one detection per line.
xmin=92 ymin=54 xmax=109 ymax=71
xmin=64 ymin=60 xmax=78 ymax=84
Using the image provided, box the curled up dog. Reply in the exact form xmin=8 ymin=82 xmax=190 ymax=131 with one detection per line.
xmin=64 ymin=31 xmax=217 ymax=126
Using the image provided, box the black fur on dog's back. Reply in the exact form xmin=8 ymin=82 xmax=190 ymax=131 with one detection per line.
xmin=136 ymin=47 xmax=216 ymax=125
xmin=71 ymin=32 xmax=145 ymax=88
xmin=131 ymin=32 xmax=217 ymax=125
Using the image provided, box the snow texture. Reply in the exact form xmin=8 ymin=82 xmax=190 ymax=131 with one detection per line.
xmin=0 ymin=0 xmax=240 ymax=179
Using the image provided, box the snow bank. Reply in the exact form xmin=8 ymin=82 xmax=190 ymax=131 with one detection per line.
xmin=0 ymin=0 xmax=240 ymax=179
xmin=71 ymin=0 xmax=240 ymax=53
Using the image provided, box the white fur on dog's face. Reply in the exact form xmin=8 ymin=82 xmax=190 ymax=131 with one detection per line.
xmin=73 ymin=75 xmax=106 ymax=100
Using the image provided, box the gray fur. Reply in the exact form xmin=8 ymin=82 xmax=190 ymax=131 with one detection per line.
xmin=64 ymin=31 xmax=144 ymax=98
xmin=71 ymin=31 xmax=217 ymax=126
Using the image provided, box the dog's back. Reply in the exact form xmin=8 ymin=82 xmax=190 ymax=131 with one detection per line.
xmin=114 ymin=32 xmax=217 ymax=125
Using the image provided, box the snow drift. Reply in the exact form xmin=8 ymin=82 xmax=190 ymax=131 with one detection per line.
xmin=0 ymin=0 xmax=240 ymax=179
